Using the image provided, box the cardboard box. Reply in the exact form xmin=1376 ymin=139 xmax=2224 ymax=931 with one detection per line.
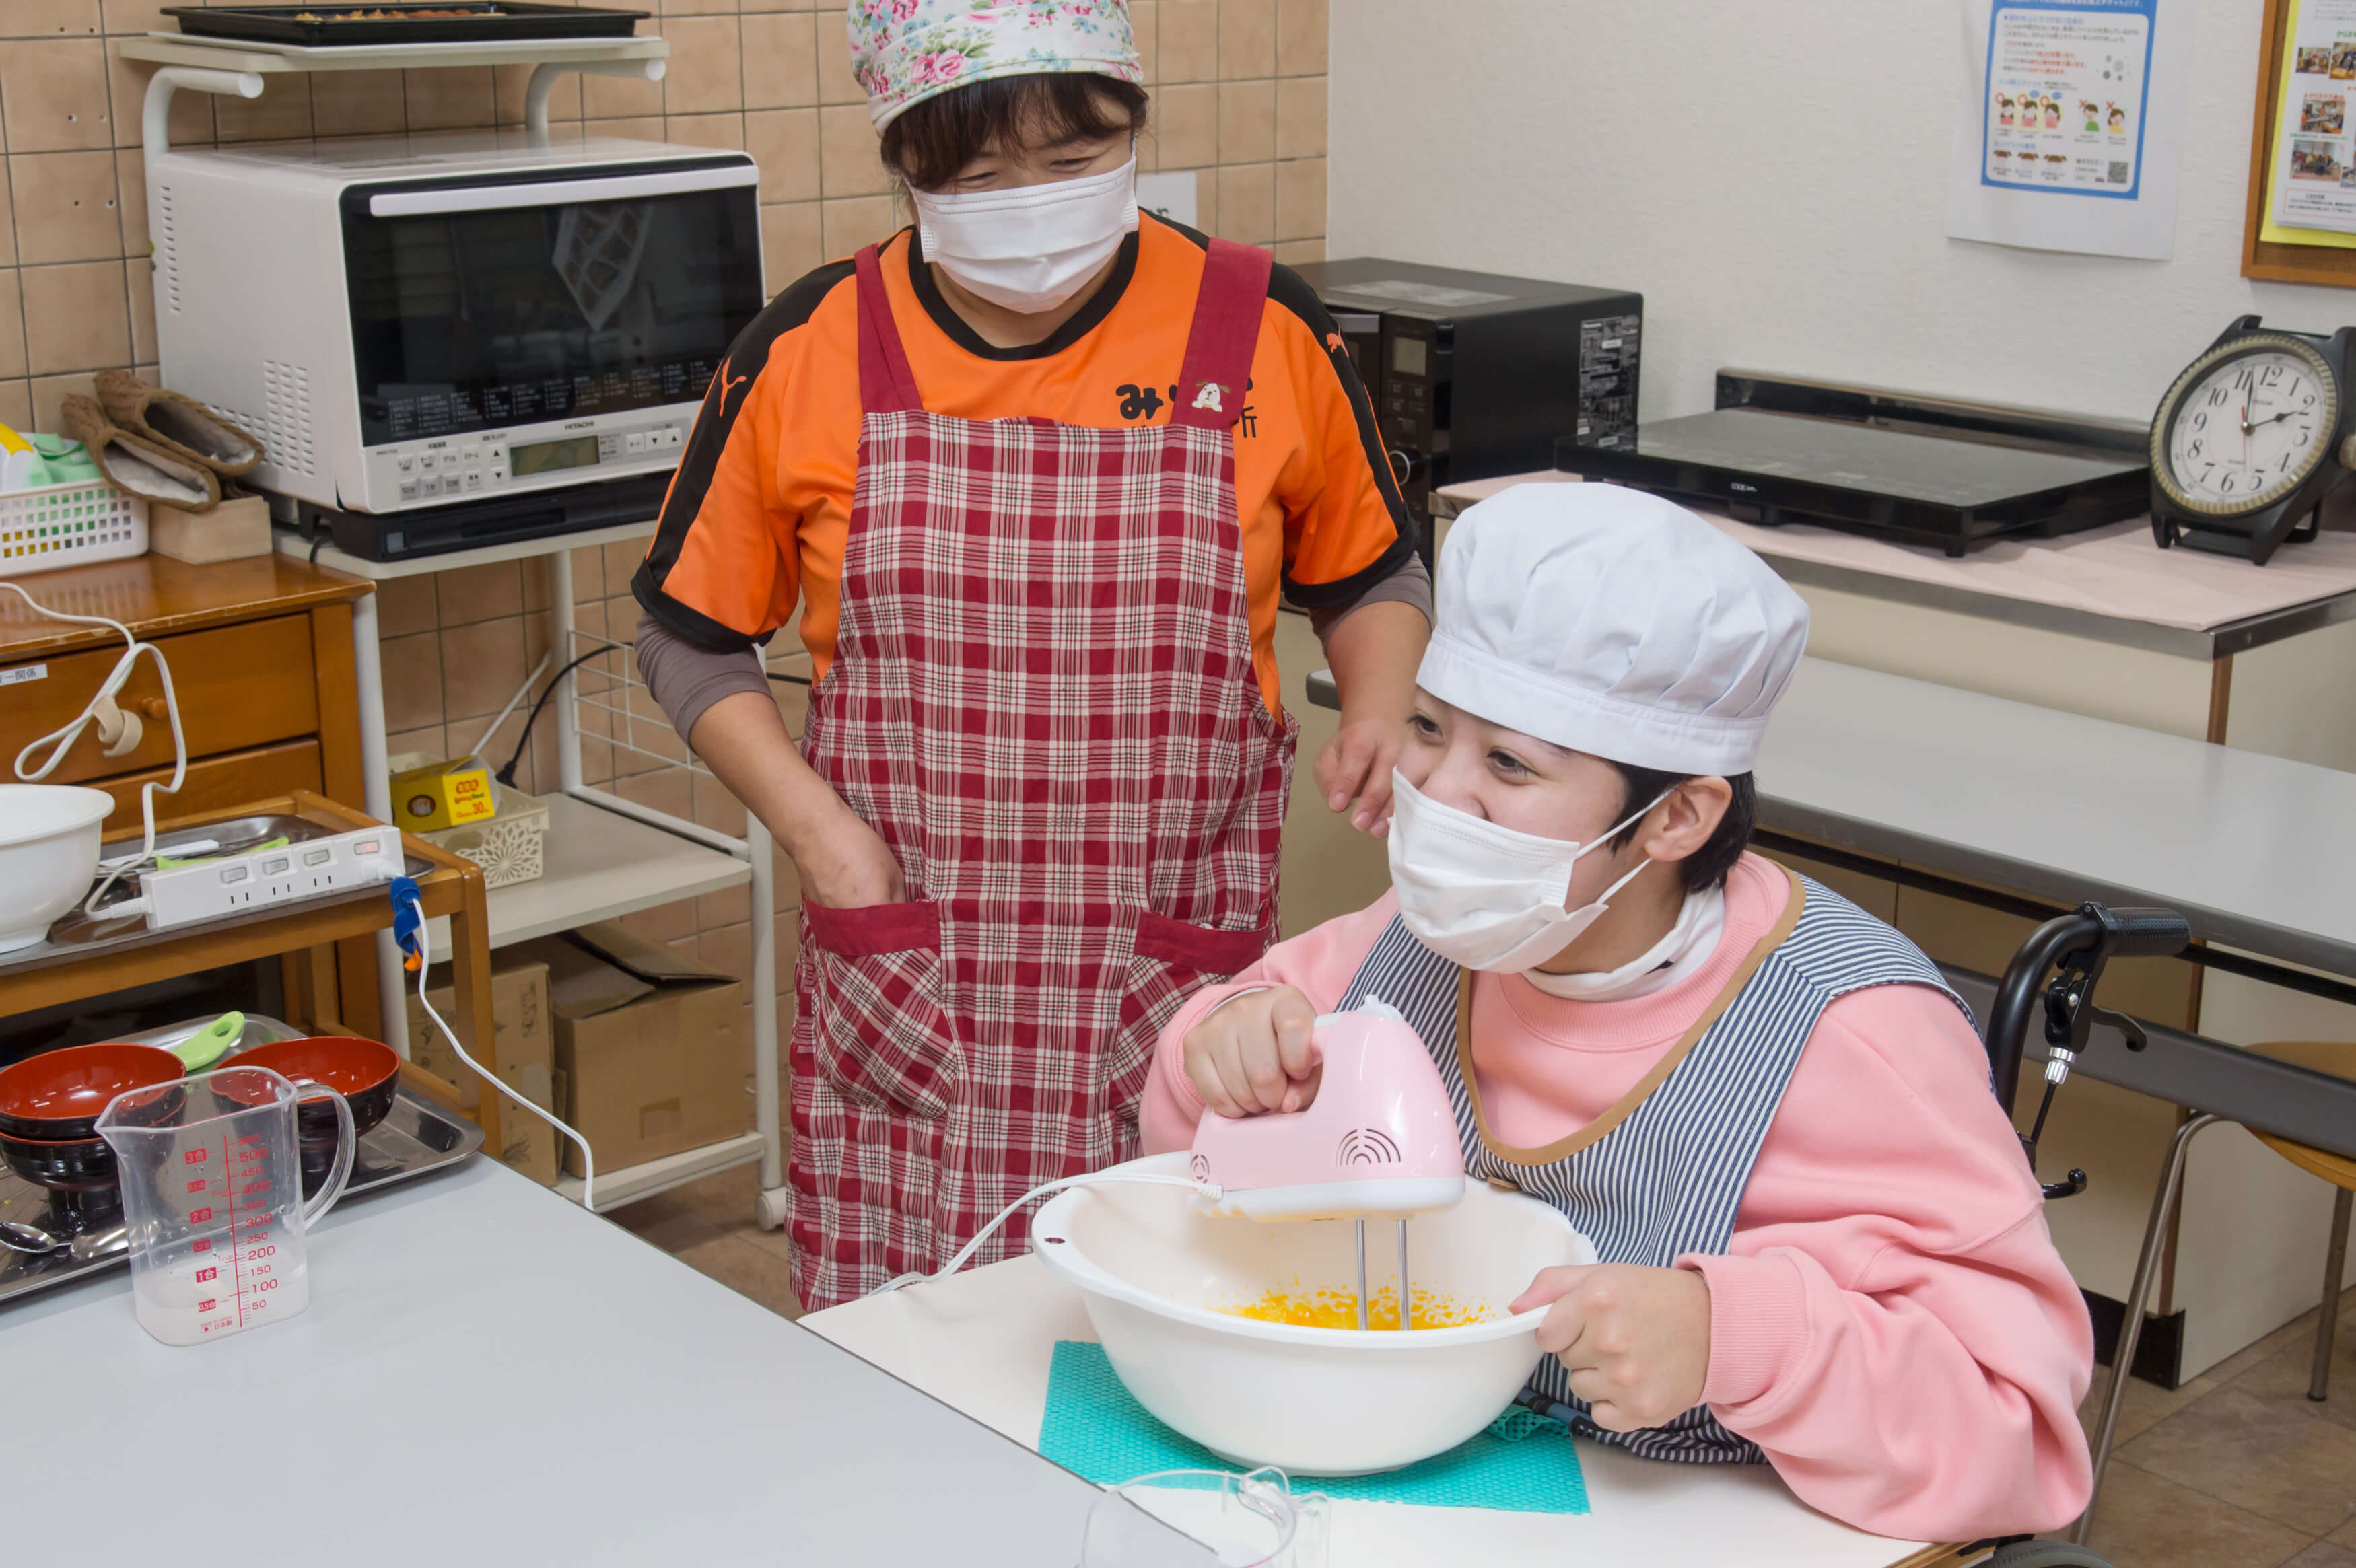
xmin=148 ymin=489 xmax=270 ymax=564
xmin=510 ymin=922 xmax=748 ymax=1178
xmin=403 ymin=954 xmax=560 ymax=1185
xmin=390 ymin=756 xmax=496 ymax=832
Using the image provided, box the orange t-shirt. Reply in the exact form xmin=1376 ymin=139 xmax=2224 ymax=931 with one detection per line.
xmin=632 ymin=216 xmax=1416 ymax=711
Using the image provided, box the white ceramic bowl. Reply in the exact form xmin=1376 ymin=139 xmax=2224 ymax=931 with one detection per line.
xmin=0 ymin=785 xmax=113 ymax=954
xmin=1032 ymin=1152 xmax=1594 ymax=1476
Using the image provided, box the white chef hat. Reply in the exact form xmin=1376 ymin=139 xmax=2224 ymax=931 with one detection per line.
xmin=1417 ymin=483 xmax=1809 ymax=776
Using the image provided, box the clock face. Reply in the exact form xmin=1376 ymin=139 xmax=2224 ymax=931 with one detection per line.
xmin=2155 ymin=338 xmax=2338 ymax=516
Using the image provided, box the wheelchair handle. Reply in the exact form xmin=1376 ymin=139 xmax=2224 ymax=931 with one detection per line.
xmin=1985 ymin=903 xmax=2189 ymax=1114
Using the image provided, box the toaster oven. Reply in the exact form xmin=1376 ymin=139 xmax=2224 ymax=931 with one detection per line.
xmin=150 ymin=132 xmax=764 ymax=559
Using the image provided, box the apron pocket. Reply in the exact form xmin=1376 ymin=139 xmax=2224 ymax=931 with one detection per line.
xmin=803 ymin=900 xmax=959 ymax=1120
xmin=1111 ymin=913 xmax=1274 ymax=1111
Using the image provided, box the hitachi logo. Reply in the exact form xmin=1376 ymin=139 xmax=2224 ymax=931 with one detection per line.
xmin=564 ymin=421 xmax=595 ymax=431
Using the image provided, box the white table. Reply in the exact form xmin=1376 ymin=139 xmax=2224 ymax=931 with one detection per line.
xmin=805 ymin=1256 xmax=1951 ymax=1568
xmin=3 ymin=1160 xmax=1125 ymax=1567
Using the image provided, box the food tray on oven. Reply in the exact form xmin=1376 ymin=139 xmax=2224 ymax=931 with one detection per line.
xmin=161 ymin=3 xmax=648 ymax=46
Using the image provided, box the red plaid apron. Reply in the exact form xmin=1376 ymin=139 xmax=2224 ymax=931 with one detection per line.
xmin=788 ymin=237 xmax=1298 ymax=1310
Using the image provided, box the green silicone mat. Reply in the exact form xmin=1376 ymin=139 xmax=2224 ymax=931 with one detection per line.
xmin=1038 ymin=1340 xmax=1589 ymax=1513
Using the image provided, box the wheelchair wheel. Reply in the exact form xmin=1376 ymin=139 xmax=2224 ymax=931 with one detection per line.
xmin=1984 ymin=1542 xmax=2119 ymax=1568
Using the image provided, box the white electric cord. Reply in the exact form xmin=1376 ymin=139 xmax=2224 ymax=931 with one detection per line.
xmin=866 ymin=1170 xmax=1221 ymax=1297
xmin=4 ymin=580 xmax=186 ymax=917
xmin=403 ymin=891 xmax=598 ymax=1211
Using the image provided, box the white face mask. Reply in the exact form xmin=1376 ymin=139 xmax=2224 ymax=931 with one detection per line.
xmin=911 ymin=157 xmax=1139 ymax=314
xmin=1387 ymin=771 xmax=1669 ymax=974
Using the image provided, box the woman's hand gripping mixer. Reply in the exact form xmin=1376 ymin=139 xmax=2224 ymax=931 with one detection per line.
xmin=1187 ymin=1002 xmax=1467 ymax=1329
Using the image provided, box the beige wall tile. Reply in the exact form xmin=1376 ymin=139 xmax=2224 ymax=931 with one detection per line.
xmin=616 ymin=767 xmax=695 ymax=827
xmin=664 ymin=17 xmax=746 ymax=114
xmin=699 ymin=921 xmax=755 ymax=986
xmin=1215 ymin=161 xmax=1274 ymax=244
xmin=436 ymin=561 xmax=522 ymax=626
xmin=1151 ymin=81 xmax=1216 ymax=169
xmin=98 ymin=0 xmax=172 ymax=33
xmin=5 ymin=1 xmax=100 ymax=39
xmin=821 ymin=193 xmax=897 ymax=260
xmin=0 ymin=273 xmax=24 ymax=380
xmin=761 ymin=201 xmax=823 ymax=292
xmin=699 ymin=882 xmax=753 ymax=929
xmin=1276 ymin=0 xmax=1327 ymax=75
xmin=440 ymin=617 xmax=530 ymax=723
xmin=819 ymin=104 xmax=892 ymax=197
xmin=619 ymin=890 xmax=698 ymax=944
xmin=11 ymin=151 xmax=118 ymax=265
xmin=1276 ymin=75 xmax=1324 ymax=159
xmin=5 ymin=40 xmax=114 ymax=152
xmin=1191 ymin=167 xmax=1216 ymax=236
xmin=665 ymin=112 xmax=749 ymax=150
xmin=601 ymin=538 xmax=646 ymax=594
xmin=744 ymin=11 xmax=819 ymax=110
xmin=1217 ymin=0 xmax=1276 ymax=79
xmin=0 ymin=180 xmax=14 ymax=269
xmin=384 ymin=725 xmax=448 ymax=767
xmin=214 ymin=80 xmax=314 ymax=143
xmin=1159 ymin=0 xmax=1217 ymax=83
xmin=583 ymin=116 xmax=666 ymax=141
xmin=570 ymin=543 xmax=609 ymax=602
xmin=1272 ymin=238 xmax=1324 ymax=266
xmin=28 ymin=373 xmax=89 ymax=433
xmin=692 ymin=770 xmax=749 ymax=836
xmin=583 ymin=67 xmax=666 ymax=119
xmin=377 ymin=575 xmax=438 ymax=639
xmin=815 ymin=11 xmax=862 ymax=106
xmin=380 ymin=632 xmax=445 ymax=733
xmin=0 ymin=380 xmax=30 ymax=434
xmin=1275 ymin=155 xmax=1323 ymax=241
xmin=308 ymin=71 xmax=408 ymax=139
xmin=22 ymin=259 xmax=129 ymax=374
xmin=127 ymin=257 xmax=154 ymax=361
xmin=1218 ymin=79 xmax=1274 ymax=164
xmin=748 ymin=110 xmax=822 ymax=203
xmin=664 ymin=0 xmax=740 ymax=15
xmin=1132 ymin=0 xmax=1159 ymax=83
xmin=741 ymin=0 xmax=821 ymax=11
xmin=403 ymin=68 xmax=497 ymax=131
xmin=110 ymin=149 xmax=143 ymax=256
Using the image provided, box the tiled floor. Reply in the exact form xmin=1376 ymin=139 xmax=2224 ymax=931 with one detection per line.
xmin=615 ymin=1168 xmax=2356 ymax=1567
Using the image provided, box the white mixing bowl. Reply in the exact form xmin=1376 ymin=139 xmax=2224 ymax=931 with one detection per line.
xmin=1032 ymin=1152 xmax=1594 ymax=1476
xmin=0 ymin=785 xmax=114 ymax=954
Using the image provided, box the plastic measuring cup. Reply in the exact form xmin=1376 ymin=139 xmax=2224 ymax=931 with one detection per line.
xmin=95 ymin=1064 xmax=355 ymax=1346
xmin=1080 ymin=1469 xmax=1331 ymax=1568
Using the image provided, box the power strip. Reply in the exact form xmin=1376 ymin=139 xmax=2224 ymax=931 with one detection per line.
xmin=144 ymin=826 xmax=407 ymax=931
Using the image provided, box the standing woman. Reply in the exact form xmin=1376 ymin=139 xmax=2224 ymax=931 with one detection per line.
xmin=632 ymin=0 xmax=1429 ymax=1309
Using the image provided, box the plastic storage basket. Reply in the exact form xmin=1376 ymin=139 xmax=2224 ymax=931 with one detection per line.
xmin=0 ymin=479 xmax=146 ymax=579
xmin=417 ymin=779 xmax=551 ymax=889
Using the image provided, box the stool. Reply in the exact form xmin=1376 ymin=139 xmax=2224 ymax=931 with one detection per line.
xmin=2247 ymin=1041 xmax=2356 ymax=1403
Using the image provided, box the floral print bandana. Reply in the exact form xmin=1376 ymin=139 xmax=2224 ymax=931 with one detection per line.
xmin=849 ymin=0 xmax=1141 ymax=130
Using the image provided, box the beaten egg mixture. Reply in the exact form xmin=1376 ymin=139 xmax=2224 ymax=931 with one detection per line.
xmin=1214 ymin=1284 xmax=1500 ymax=1330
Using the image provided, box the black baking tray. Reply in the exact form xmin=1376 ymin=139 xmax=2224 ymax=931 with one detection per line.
xmin=163 ymin=3 xmax=647 ymax=46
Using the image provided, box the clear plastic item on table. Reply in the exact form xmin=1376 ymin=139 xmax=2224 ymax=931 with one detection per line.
xmin=94 ymin=1064 xmax=355 ymax=1346
xmin=1080 ymin=1468 xmax=1331 ymax=1568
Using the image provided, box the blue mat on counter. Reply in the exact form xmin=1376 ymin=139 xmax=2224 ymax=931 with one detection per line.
xmin=1037 ymin=1340 xmax=1589 ymax=1513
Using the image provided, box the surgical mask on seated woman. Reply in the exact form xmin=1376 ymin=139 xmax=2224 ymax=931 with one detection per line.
xmin=910 ymin=156 xmax=1140 ymax=313
xmin=1387 ymin=769 xmax=1671 ymax=974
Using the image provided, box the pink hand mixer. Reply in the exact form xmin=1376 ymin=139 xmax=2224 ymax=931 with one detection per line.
xmin=1187 ymin=1001 xmax=1466 ymax=1329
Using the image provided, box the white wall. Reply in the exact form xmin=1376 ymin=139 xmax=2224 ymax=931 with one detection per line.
xmin=1328 ymin=0 xmax=2336 ymax=428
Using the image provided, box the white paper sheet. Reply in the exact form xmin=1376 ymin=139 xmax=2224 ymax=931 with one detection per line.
xmin=1946 ymin=0 xmax=2194 ymax=260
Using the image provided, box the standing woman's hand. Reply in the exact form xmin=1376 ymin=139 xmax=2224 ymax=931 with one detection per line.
xmin=796 ymin=808 xmax=907 ymax=908
xmin=1317 ymin=599 xmax=1430 ymax=836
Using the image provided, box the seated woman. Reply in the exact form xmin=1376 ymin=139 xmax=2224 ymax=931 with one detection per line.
xmin=1141 ymin=483 xmax=2095 ymax=1542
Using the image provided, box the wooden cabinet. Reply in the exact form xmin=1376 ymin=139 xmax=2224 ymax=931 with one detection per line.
xmin=0 ymin=553 xmax=376 ymax=1024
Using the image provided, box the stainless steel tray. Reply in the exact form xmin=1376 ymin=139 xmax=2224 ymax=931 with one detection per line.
xmin=0 ymin=813 xmax=431 ymax=976
xmin=0 ymin=1013 xmax=482 ymax=1306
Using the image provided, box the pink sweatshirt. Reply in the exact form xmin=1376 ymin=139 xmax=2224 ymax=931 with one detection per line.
xmin=1142 ymin=854 xmax=2095 ymax=1542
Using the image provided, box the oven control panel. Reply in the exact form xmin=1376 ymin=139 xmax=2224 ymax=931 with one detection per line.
xmin=359 ymin=411 xmax=694 ymax=512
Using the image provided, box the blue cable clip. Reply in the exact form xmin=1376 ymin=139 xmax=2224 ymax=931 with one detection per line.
xmin=388 ymin=876 xmax=425 ymax=970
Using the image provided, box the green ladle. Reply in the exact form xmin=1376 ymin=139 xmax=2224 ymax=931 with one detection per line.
xmin=172 ymin=1011 xmax=244 ymax=1072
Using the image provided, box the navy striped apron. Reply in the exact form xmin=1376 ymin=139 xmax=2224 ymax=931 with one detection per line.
xmin=1336 ymin=868 xmax=1971 ymax=1464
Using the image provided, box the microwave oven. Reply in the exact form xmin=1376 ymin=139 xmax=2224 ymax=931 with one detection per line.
xmin=1290 ymin=258 xmax=1642 ymax=532
xmin=150 ymin=133 xmax=764 ymax=558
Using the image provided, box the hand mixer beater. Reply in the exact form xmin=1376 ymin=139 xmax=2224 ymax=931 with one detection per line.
xmin=1187 ymin=1001 xmax=1467 ymax=1329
